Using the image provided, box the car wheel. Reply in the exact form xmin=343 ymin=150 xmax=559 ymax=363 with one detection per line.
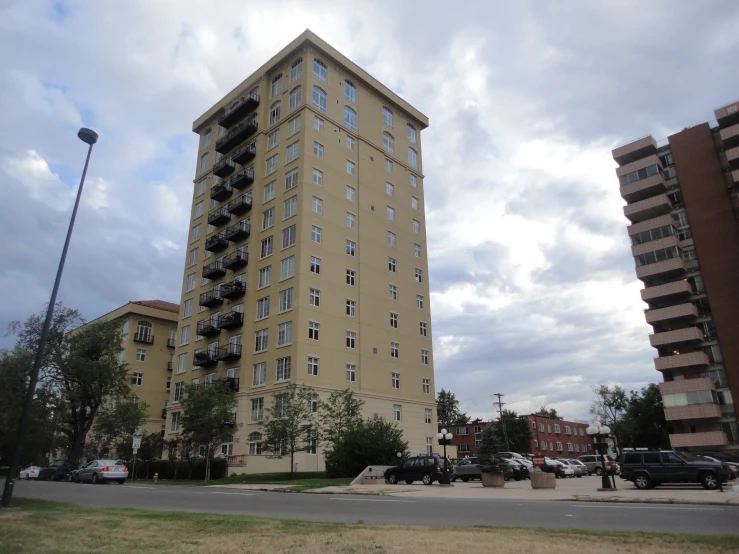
xmin=576 ymin=475 xmax=582 ymax=478
xmin=422 ymin=473 xmax=433 ymax=486
xmin=92 ymin=473 xmax=98 ymax=484
xmin=117 ymin=480 xmax=125 ymax=485
xmin=514 ymin=475 xmax=522 ymax=481
xmin=634 ymin=473 xmax=653 ymax=490
xmin=404 ymin=480 xmax=413 ymax=485
xmin=701 ymin=472 xmax=719 ymax=490
xmin=24 ymin=474 xmax=30 ymax=481
xmin=67 ymin=474 xmax=73 ymax=482
xmin=595 ymin=467 xmax=603 ymax=476
xmin=387 ymin=474 xmax=397 ymax=485
xmin=461 ymin=477 xmax=469 ymax=482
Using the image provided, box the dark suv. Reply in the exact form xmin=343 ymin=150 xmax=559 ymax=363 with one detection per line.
xmin=619 ymin=450 xmax=728 ymax=490
xmin=38 ymin=460 xmax=77 ymax=481
xmin=384 ymin=455 xmax=451 ymax=485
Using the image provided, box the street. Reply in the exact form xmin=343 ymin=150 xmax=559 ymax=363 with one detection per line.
xmin=10 ymin=479 xmax=739 ymax=536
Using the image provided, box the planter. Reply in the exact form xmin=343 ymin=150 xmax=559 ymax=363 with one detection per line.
xmin=481 ymin=471 xmax=505 ymax=488
xmin=530 ymin=471 xmax=556 ymax=489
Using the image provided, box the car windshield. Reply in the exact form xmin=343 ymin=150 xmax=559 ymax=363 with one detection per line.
xmin=99 ymin=460 xmax=122 ymax=466
xmin=680 ymin=452 xmax=714 ymax=463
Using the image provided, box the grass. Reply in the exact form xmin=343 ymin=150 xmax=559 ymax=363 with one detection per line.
xmin=1 ymin=498 xmax=737 ymax=553
xmin=131 ymin=471 xmax=353 ymax=491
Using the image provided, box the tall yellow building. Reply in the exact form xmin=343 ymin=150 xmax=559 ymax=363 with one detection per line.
xmin=168 ymin=30 xmax=436 ymax=473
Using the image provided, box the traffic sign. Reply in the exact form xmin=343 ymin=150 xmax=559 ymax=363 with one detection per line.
xmin=532 ymin=456 xmax=545 ymax=467
xmin=132 ymin=437 xmax=142 ymax=449
xmin=132 ymin=448 xmax=138 ymax=455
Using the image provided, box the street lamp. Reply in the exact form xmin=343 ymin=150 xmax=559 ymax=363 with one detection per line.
xmin=436 ymin=428 xmax=453 ymax=485
xmin=586 ymin=423 xmax=614 ymax=491
xmin=1 ymin=128 xmax=99 ymax=509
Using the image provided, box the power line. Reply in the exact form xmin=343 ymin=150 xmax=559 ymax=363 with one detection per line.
xmin=492 ymin=393 xmax=510 ymax=451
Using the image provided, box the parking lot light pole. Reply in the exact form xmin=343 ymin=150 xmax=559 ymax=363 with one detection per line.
xmin=436 ymin=429 xmax=453 ymax=484
xmin=586 ymin=423 xmax=614 ymax=491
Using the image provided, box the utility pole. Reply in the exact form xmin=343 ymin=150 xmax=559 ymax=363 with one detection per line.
xmin=492 ymin=393 xmax=510 ymax=451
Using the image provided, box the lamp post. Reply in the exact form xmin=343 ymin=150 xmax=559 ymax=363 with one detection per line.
xmin=1 ymin=128 xmax=98 ymax=509
xmin=586 ymin=423 xmax=614 ymax=491
xmin=436 ymin=428 xmax=453 ymax=485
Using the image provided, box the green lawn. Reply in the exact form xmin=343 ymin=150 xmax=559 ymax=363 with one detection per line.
xmin=132 ymin=471 xmax=353 ymax=491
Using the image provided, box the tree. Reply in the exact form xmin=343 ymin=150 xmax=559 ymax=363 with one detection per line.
xmin=496 ymin=410 xmax=533 ymax=453
xmin=620 ymin=384 xmax=670 ymax=449
xmin=319 ymin=389 xmax=364 ymax=452
xmin=85 ymin=399 xmax=148 ymax=460
xmin=136 ymin=432 xmax=166 ymax=479
xmin=535 ymin=407 xmax=561 ymax=420
xmin=261 ymin=384 xmax=316 ymax=474
xmin=324 ymin=418 xmax=408 ymax=478
xmin=436 ymin=389 xmax=469 ymax=427
xmin=179 ymin=381 xmax=240 ymax=483
xmin=590 ymin=384 xmax=628 ymax=455
xmin=477 ymin=424 xmax=506 ymax=473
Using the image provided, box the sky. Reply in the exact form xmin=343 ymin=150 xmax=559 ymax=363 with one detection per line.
xmin=1 ymin=0 xmax=738 ymax=422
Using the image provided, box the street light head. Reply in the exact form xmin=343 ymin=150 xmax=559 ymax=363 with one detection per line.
xmin=586 ymin=426 xmax=598 ymax=436
xmin=601 ymin=425 xmax=611 ymax=435
xmin=77 ymin=127 xmax=98 ymax=145
xmin=445 ymin=433 xmax=452 ymax=441
xmin=440 ymin=428 xmax=447 ymax=435
xmin=396 ymin=452 xmax=402 ymax=458
xmin=436 ymin=433 xmax=443 ymax=441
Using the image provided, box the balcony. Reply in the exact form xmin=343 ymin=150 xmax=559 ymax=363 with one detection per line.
xmin=199 ymin=288 xmax=223 ymax=308
xmin=220 ymin=280 xmax=245 ymax=299
xmin=196 ymin=319 xmax=220 ymax=337
xmin=207 ymin=207 xmax=231 ymax=227
xmin=193 ymin=350 xmax=218 ymax=367
xmin=223 ymin=221 xmax=250 ymax=243
xmin=216 ymin=343 xmax=242 ymax=361
xmin=231 ymin=143 xmax=257 ymax=166
xmin=720 ymin=122 xmax=739 ymax=150
xmin=641 ymin=280 xmax=693 ymax=305
xmin=205 ymin=231 xmax=229 ymax=253
xmin=726 ymin=145 xmax=739 ymax=171
xmin=216 ymin=310 xmax=243 ymax=330
xmin=636 ymin=257 xmax=687 ymax=284
xmin=612 ymin=135 xmax=658 ymax=166
xmin=166 ymin=361 xmax=173 ymax=372
xmin=659 ymin=377 xmax=716 ymax=396
xmin=617 ymin=155 xmax=666 ymax=203
xmin=227 ymin=194 xmax=252 ymax=215
xmin=202 ymin=260 xmax=226 ymax=280
xmin=218 ymin=92 xmax=260 ymax=129
xmin=627 ymin=214 xmax=677 ymax=237
xmin=223 ymin=250 xmax=248 ymax=270
xmin=227 ymin=167 xmax=255 ymax=191
xmin=649 ymin=326 xmax=704 ymax=348
xmin=623 ymin=193 xmax=672 ymax=223
xmin=133 ymin=332 xmax=153 ymax=344
xmin=669 ymin=431 xmax=728 ymax=448
xmin=210 ymin=182 xmax=233 ymax=202
xmin=213 ymin=159 xmax=235 ymax=179
xmin=645 ymin=303 xmax=699 ymax=325
xmin=215 ymin=118 xmax=258 ymax=154
xmin=664 ymin=404 xmax=722 ymax=422
xmin=167 ymin=337 xmax=176 ymax=348
xmin=654 ymin=351 xmax=710 ymax=372
xmin=632 ymin=234 xmax=679 ymax=257
xmin=225 ymin=377 xmax=240 ymax=392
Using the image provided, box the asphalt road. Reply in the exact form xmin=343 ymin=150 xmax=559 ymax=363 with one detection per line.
xmin=10 ymin=479 xmax=739 ymax=535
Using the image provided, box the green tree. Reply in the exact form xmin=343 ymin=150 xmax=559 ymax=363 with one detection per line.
xmin=324 ymin=418 xmax=409 ymax=478
xmin=535 ymin=407 xmax=561 ymax=420
xmin=496 ymin=410 xmax=533 ymax=453
xmin=136 ymin=432 xmax=166 ymax=479
xmin=436 ymin=389 xmax=469 ymax=427
xmin=590 ymin=384 xmax=628 ymax=455
xmin=85 ymin=399 xmax=148 ymax=460
xmin=319 ymin=389 xmax=364 ymax=452
xmin=179 ymin=381 xmax=240 ymax=483
xmin=261 ymin=384 xmax=316 ymax=474
xmin=477 ymin=424 xmax=506 ymax=473
xmin=620 ymin=384 xmax=670 ymax=449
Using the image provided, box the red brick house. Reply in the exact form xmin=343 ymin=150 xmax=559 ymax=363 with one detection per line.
xmin=526 ymin=415 xmax=593 ymax=458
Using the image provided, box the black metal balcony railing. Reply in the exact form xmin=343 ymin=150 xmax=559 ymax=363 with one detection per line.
xmin=207 ymin=206 xmax=231 ymax=227
xmin=216 ymin=343 xmax=242 ymax=361
xmin=196 ymin=319 xmax=221 ymax=337
xmin=223 ymin=250 xmax=248 ymax=270
xmin=219 ymin=91 xmax=260 ymax=129
xmin=224 ymin=221 xmax=251 ymax=243
xmin=133 ymin=332 xmax=153 ymax=344
xmin=166 ymin=361 xmax=173 ymax=372
xmin=215 ymin=118 xmax=258 ymax=155
xmin=227 ymin=167 xmax=254 ymax=191
xmin=231 ymin=143 xmax=256 ymax=166
xmin=227 ymin=194 xmax=252 ymax=216
xmin=202 ymin=260 xmax=226 ymax=280
xmin=161 ymin=408 xmax=167 ymax=419
xmin=216 ymin=311 xmax=244 ymax=330
xmin=167 ymin=337 xmax=176 ymax=348
xmin=210 ymin=182 xmax=233 ymax=202
xmin=199 ymin=288 xmax=224 ymax=307
xmin=220 ymin=280 xmax=246 ymax=299
xmin=213 ymin=158 xmax=235 ymax=178
xmin=205 ymin=231 xmax=229 ymax=253
xmin=225 ymin=377 xmax=240 ymax=392
xmin=193 ymin=350 xmax=218 ymax=367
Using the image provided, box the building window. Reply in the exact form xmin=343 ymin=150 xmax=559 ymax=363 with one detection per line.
xmin=308 ymin=357 xmax=319 ymax=376
xmin=276 ymin=355 xmax=291 ymax=380
xmin=346 ymin=136 xmax=355 ymax=150
xmin=408 ymin=148 xmax=418 ymax=169
xmin=388 ymin=257 xmax=396 ymax=272
xmin=344 ymin=106 xmax=357 ymax=131
xmin=312 ymin=196 xmax=323 ymax=214
xmin=265 ymin=154 xmax=278 ymax=176
xmin=420 ymin=322 xmax=427 ymax=336
xmin=188 ymin=248 xmax=199 ymax=267
xmin=411 ymin=196 xmax=419 ymax=210
xmin=287 ymin=115 xmax=301 ymax=137
xmin=554 ymin=424 xmax=561 ymax=434
xmin=412 ymin=220 xmax=421 ymax=234
xmin=253 ymin=362 xmax=266 ymax=386
xmin=421 ymin=349 xmax=429 ymax=364
xmin=256 ymin=297 xmax=270 ymax=320
xmin=313 ymin=141 xmax=324 ymax=158
xmin=174 ymin=381 xmax=185 ymax=401
xmin=386 ymin=182 xmax=394 ymax=196
xmin=309 ymin=321 xmax=320 ymax=341
xmin=264 ymin=181 xmax=276 ymax=203
xmin=309 ymin=288 xmax=320 ymax=306
xmin=344 ymin=80 xmax=356 ymax=103
xmin=281 ymin=168 xmax=298 ymax=192
xmin=177 ymin=354 xmax=187 ymax=374
xmin=251 ymin=398 xmax=264 ymax=422
xmin=346 ymin=331 xmax=356 ymax=348
xmin=258 ymin=266 xmax=272 ymax=288
xmin=314 ymin=115 xmax=324 ymax=131
xmin=392 ymin=372 xmax=400 ymax=389
xmin=387 ymin=206 xmax=395 ymax=222
xmin=180 ymin=325 xmax=190 ymax=345
xmin=248 ymin=432 xmax=263 ymax=455
xmin=260 ymin=236 xmax=273 ymax=259
xmin=346 ymin=269 xmax=356 ymax=286
xmin=407 ymin=123 xmax=417 ymax=144
xmin=393 ymin=404 xmax=401 ymax=422
xmin=389 ymin=284 xmax=397 ymax=300
xmin=203 ymin=128 xmax=212 ymax=147
xmin=410 ymin=174 xmax=418 ymax=188
xmin=184 ymin=299 xmax=194 ymax=318
xmin=391 ymin=342 xmax=399 ymax=358
xmin=277 ymin=322 xmax=292 ymax=347
xmin=286 ymin=140 xmax=300 ymax=164
xmin=423 ymin=378 xmax=430 ymax=394
xmin=425 ymin=408 xmax=432 ymax=423
xmin=194 ymin=201 xmax=204 ymax=218
xmin=269 ymin=101 xmax=281 ymax=125
xmin=268 ymin=130 xmax=279 ymax=150
xmin=254 ymin=329 xmax=268 ymax=353
xmin=283 ymin=195 xmax=297 ymax=219
xmin=386 ymin=159 xmax=393 ymax=172
xmin=346 ymin=299 xmax=356 ymax=316
xmin=282 ymin=225 xmax=296 ymax=249
xmin=382 ymin=107 xmax=394 ymax=128
xmin=346 ymin=185 xmax=356 ymax=201
xmin=171 ymin=412 xmax=180 ymax=432
xmin=167 ymin=377 xmax=171 ymax=391
xmin=414 ymin=244 xmax=422 ymax=258
xmin=388 ymin=232 xmax=396 ymax=246
xmin=271 ymin=74 xmax=282 ymax=98
xmin=131 ymin=372 xmax=143 ymax=386
xmin=415 ymin=269 xmax=423 ymax=283
xmin=196 ymin=179 xmax=206 ymax=196
xmin=289 ymin=86 xmax=302 ymax=111
xmin=417 ymin=294 xmax=424 ymax=309
xmin=310 ymin=256 xmax=321 ymax=274
xmin=390 ymin=312 xmax=398 ymax=328
xmin=565 ymin=426 xmax=571 ymax=435
xmin=346 ymin=212 xmax=356 ymax=229
xmin=279 ymin=287 xmax=294 ymax=311
xmin=383 ymin=132 xmax=394 ymax=154
xmin=306 ymin=428 xmax=317 ymax=454
xmin=290 ymin=57 xmax=302 ymax=82
xmin=280 ymin=256 xmax=295 ymax=280
xmin=346 ymin=364 xmax=356 ymax=382
xmin=191 ymin=224 xmax=201 ymax=243
xmin=311 ymin=225 xmax=322 ymax=243
xmin=308 ymin=393 xmax=319 ymax=413
xmin=199 ymin=153 xmax=209 ymax=175
xmin=312 ymin=85 xmax=327 ymax=112
xmin=313 ymin=58 xmax=328 ymax=82
xmin=346 ymin=160 xmax=355 ymax=175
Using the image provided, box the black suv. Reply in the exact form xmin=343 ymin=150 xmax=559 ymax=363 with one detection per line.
xmin=619 ymin=450 xmax=728 ymax=490
xmin=384 ymin=455 xmax=452 ymax=485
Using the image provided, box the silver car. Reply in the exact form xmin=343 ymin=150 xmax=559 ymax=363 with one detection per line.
xmin=558 ymin=458 xmax=586 ymax=477
xmin=453 ymin=457 xmax=482 ymax=482
xmin=75 ymin=460 xmax=128 ymax=484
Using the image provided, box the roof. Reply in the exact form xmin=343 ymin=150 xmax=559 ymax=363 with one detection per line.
xmin=130 ymin=300 xmax=180 ymax=314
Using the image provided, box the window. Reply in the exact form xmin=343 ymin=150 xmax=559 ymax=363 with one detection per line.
xmin=260 ymin=236 xmax=273 ymax=259
xmin=421 ymin=350 xmax=429 ymax=365
xmin=166 ymin=377 xmax=171 ymax=391
xmin=314 ymin=115 xmax=324 ymax=131
xmin=291 ymin=57 xmax=302 ymax=82
xmin=344 ymin=106 xmax=357 ymax=131
xmin=392 ymin=372 xmax=400 ymax=389
xmin=280 ymin=256 xmax=295 ymax=280
xmin=248 ymin=432 xmax=262 ymax=455
xmin=282 ymin=225 xmax=296 ymax=249
xmin=420 ymin=322 xmax=427 ymax=336
xmin=389 ymin=284 xmax=397 ymax=300
xmin=188 ymin=248 xmax=198 ymax=267
xmin=390 ymin=312 xmax=398 ymax=328
xmin=286 ymin=140 xmax=300 ymax=163
xmin=180 ymin=325 xmax=190 ymax=345
xmin=387 ymin=206 xmax=395 ymax=221
xmin=408 ymin=148 xmax=418 ymax=169
xmin=312 ymin=85 xmax=327 ymax=111
xmin=423 ymin=378 xmax=430 ymax=394
xmin=269 ymin=101 xmax=281 ymax=125
xmin=346 ymin=136 xmax=355 ymax=150
xmin=417 ymin=294 xmax=424 ymax=309
xmin=268 ymin=130 xmax=279 ymax=149
xmin=183 ymin=299 xmax=193 ymax=317
xmin=264 ymin=181 xmax=276 ymax=203
xmin=131 ymin=372 xmax=143 ymax=386
xmin=194 ymin=201 xmax=204 ymax=218
xmin=414 ymin=244 xmax=422 ymax=258
xmin=312 ymin=168 xmax=323 ymax=185
xmin=391 ymin=342 xmax=399 ymax=358
xmin=393 ymin=404 xmax=401 ymax=422
xmin=565 ymin=426 xmax=571 ymax=435
xmin=283 ymin=195 xmax=297 ymax=219
xmin=254 ymin=329 xmax=268 ymax=353
xmin=346 ymin=364 xmax=356 ymax=382
xmin=346 ymin=185 xmax=356 ymax=201
xmin=256 ymin=296 xmax=270 ymax=320
xmin=425 ymin=408 xmax=432 ymax=423
xmin=306 ymin=428 xmax=317 ymax=454
xmin=407 ymin=123 xmax=417 ymax=144
xmin=346 ymin=331 xmax=356 ymax=348
xmin=262 ymin=207 xmax=275 ymax=230
xmin=345 ymin=212 xmax=357 ymax=229
xmin=344 ymin=80 xmax=356 ymax=103
xmin=191 ymin=224 xmax=201 ymax=243
xmin=271 ymin=74 xmax=282 ymax=98
xmin=388 ymin=257 xmax=396 ymax=272
xmin=200 ymin=153 xmax=209 ymax=175
xmin=251 ymin=398 xmax=264 ymax=422
xmin=415 ymin=268 xmax=423 ymax=283
xmin=186 ymin=273 xmax=196 ymax=292
xmin=554 ymin=424 xmax=561 ymax=434
xmin=253 ymin=362 xmax=266 ymax=386
xmin=388 ymin=232 xmax=396 ymax=246
xmin=308 ymin=321 xmax=320 ymax=340
xmin=346 ymin=299 xmax=356 ymax=316
xmin=386 ymin=159 xmax=393 ymax=172
xmin=383 ymin=132 xmax=394 ymax=154
xmin=411 ymin=196 xmax=419 ymax=210
xmin=196 ymin=179 xmax=206 ymax=197
xmin=346 ymin=160 xmax=355 ymax=175
xmin=277 ymin=322 xmax=292 ymax=346
xmin=310 ymin=256 xmax=321 ymax=274
xmin=279 ymin=287 xmax=294 ymax=311
xmin=346 ymin=269 xmax=356 ymax=286
xmin=177 ymin=353 xmax=187 ymax=374
xmin=174 ymin=382 xmax=185 ymax=401
xmin=382 ymin=107 xmax=394 ymax=128
xmin=308 ymin=288 xmax=321 ymax=307
xmin=311 ymin=225 xmax=322 ymax=243
xmin=313 ymin=58 xmax=328 ymax=82
xmin=203 ymin=128 xmax=212 ymax=147
xmin=171 ymin=411 xmax=180 ymax=431
xmin=579 ymin=428 xmax=584 ymax=437
xmin=410 ymin=174 xmax=418 ymax=188
xmin=346 ymin=240 xmax=356 ymax=257
xmin=312 ymin=196 xmax=323 ymax=214
xmin=312 ymin=141 xmax=324 ymax=159
xmin=285 ymin=167 xmax=299 ymax=191
xmin=287 ymin=115 xmax=301 ymax=136
xmin=289 ymin=86 xmax=301 ymax=111
xmin=308 ymin=357 xmax=319 ymax=376
xmin=258 ymin=266 xmax=272 ymax=288
xmin=308 ymin=393 xmax=319 ymax=413
xmin=265 ymin=154 xmax=278 ymax=176
xmin=386 ymin=182 xmax=394 ymax=196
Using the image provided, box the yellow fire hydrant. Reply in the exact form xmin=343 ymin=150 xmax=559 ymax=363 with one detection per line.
xmin=153 ymin=473 xmax=159 ymax=484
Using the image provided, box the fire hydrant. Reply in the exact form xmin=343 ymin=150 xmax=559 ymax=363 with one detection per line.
xmin=153 ymin=473 xmax=159 ymax=484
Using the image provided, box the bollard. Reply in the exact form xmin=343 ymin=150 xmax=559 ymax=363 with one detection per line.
xmin=154 ymin=473 xmax=159 ymax=484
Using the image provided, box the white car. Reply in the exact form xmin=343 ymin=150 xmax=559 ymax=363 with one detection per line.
xmin=19 ymin=466 xmax=42 ymax=480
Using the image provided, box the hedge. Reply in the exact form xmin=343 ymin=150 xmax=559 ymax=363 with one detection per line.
xmin=122 ymin=458 xmax=228 ymax=481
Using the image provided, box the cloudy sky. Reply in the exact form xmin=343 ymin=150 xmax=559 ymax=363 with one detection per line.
xmin=2 ymin=0 xmax=738 ymax=421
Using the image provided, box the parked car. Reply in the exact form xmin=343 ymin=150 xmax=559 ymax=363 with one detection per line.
xmin=578 ymin=454 xmax=619 ymax=476
xmin=694 ymin=451 xmax=739 ymax=465
xmin=619 ymin=450 xmax=729 ymax=490
xmin=384 ymin=455 xmax=453 ymax=485
xmin=68 ymin=461 xmax=94 ymax=483
xmin=696 ymin=455 xmax=738 ymax=481
xmin=558 ymin=458 xmax=586 ymax=478
xmin=507 ymin=459 xmax=530 ymax=481
xmin=75 ymin=460 xmax=129 ymax=484
xmin=19 ymin=466 xmax=42 ymax=480
xmin=539 ymin=458 xmax=567 ymax=478
xmin=37 ymin=460 xmax=76 ymax=481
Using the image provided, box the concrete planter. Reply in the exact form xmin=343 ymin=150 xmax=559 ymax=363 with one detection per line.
xmin=481 ymin=472 xmax=505 ymax=488
xmin=531 ymin=471 xmax=556 ymax=489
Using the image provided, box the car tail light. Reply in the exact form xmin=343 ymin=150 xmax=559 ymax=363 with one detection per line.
xmin=102 ymin=466 xmax=109 ymax=472
xmin=606 ymin=461 xmax=611 ymax=467
xmin=436 ymin=465 xmax=441 ymax=472
xmin=124 ymin=467 xmax=129 ymax=472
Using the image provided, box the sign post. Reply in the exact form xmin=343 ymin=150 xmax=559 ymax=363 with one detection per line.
xmin=131 ymin=434 xmax=143 ymax=481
